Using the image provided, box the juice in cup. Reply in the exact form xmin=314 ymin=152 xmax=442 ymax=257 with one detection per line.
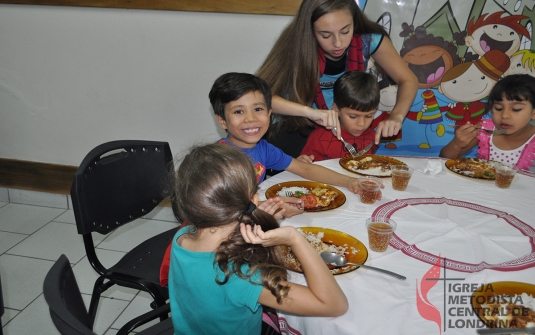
xmin=391 ymin=165 xmax=414 ymax=191
xmin=495 ymin=164 xmax=516 ymax=189
xmin=358 ymin=177 xmax=382 ymax=204
xmin=366 ymin=218 xmax=396 ymax=252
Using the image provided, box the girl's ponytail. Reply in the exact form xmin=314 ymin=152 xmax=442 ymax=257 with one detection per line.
xmin=174 ymin=143 xmax=290 ymax=302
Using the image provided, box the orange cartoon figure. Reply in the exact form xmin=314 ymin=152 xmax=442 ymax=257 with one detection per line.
xmin=464 ymin=11 xmax=529 ymax=57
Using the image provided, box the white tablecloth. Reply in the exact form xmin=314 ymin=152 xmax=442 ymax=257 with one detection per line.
xmin=258 ymin=157 xmax=535 ymax=335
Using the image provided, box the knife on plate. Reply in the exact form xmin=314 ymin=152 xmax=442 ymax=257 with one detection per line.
xmin=355 ymin=142 xmax=374 ymax=157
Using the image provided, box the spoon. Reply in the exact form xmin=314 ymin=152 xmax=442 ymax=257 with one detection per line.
xmin=447 ymin=124 xmax=506 ymax=135
xmin=320 ymin=252 xmax=406 ymax=280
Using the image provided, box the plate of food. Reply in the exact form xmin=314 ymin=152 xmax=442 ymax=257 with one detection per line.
xmin=339 ymin=154 xmax=407 ymax=177
xmin=282 ymin=227 xmax=368 ymax=275
xmin=471 ymin=281 xmax=535 ymax=328
xmin=445 ymin=158 xmax=498 ymax=180
xmin=265 ymin=181 xmax=345 ymax=212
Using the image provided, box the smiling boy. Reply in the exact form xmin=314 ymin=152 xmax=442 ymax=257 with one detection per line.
xmin=300 ymin=71 xmax=379 ymax=161
xmin=209 ymin=72 xmax=371 ymax=201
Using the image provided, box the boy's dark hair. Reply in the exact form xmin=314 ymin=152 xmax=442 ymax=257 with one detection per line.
xmin=488 ymin=74 xmax=535 ymax=108
xmin=209 ymin=72 xmax=272 ymax=119
xmin=333 ymin=71 xmax=380 ymax=112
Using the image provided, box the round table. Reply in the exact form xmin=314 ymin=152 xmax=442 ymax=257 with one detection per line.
xmin=259 ymin=157 xmax=535 ymax=335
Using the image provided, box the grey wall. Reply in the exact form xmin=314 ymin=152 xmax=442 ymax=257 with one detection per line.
xmin=0 ymin=4 xmax=291 ymax=165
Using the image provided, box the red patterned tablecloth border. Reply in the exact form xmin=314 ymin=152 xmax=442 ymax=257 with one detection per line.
xmin=372 ymin=197 xmax=535 ymax=273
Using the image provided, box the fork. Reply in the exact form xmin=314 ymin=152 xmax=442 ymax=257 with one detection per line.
xmin=447 ymin=124 xmax=506 ymax=135
xmin=334 ymin=128 xmax=358 ymax=156
xmin=340 ymin=136 xmax=359 ymax=156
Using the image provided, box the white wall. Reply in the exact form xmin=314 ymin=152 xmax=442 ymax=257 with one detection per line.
xmin=0 ymin=4 xmax=291 ymax=165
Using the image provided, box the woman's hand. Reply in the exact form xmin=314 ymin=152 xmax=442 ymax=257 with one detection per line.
xmin=304 ymin=108 xmax=341 ymax=138
xmin=374 ymin=115 xmax=403 ymax=144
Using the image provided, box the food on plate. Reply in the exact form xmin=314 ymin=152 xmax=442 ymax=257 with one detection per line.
xmin=283 ymin=228 xmax=360 ymax=274
xmin=345 ymin=156 xmax=397 ymax=176
xmin=299 ymin=194 xmax=317 ymax=209
xmin=447 ymin=158 xmax=496 ymax=179
xmin=481 ymin=293 xmax=535 ymax=328
xmin=277 ymin=186 xmax=338 ymax=209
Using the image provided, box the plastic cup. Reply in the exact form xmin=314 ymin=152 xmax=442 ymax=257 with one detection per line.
xmin=495 ymin=164 xmax=517 ymax=189
xmin=391 ymin=165 xmax=414 ymax=191
xmin=366 ymin=217 xmax=397 ymax=252
xmin=358 ymin=176 xmax=383 ymax=204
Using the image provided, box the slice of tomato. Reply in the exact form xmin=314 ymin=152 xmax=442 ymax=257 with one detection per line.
xmin=300 ymin=194 xmax=318 ymax=209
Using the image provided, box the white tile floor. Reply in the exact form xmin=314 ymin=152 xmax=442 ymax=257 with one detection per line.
xmin=0 ymin=187 xmax=179 ymax=335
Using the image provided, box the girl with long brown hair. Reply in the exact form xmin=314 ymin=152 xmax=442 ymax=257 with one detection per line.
xmin=168 ymin=143 xmax=348 ymax=334
xmin=257 ymin=0 xmax=417 ymax=159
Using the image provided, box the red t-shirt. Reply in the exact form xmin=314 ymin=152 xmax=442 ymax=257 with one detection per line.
xmin=301 ymin=125 xmax=377 ymax=161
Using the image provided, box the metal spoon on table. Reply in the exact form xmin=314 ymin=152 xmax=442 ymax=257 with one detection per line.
xmin=320 ymin=252 xmax=406 ymax=280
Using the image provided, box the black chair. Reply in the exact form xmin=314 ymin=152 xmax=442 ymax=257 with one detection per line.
xmin=43 ymin=254 xmax=174 ymax=335
xmin=71 ymin=140 xmax=178 ymax=328
xmin=0 ymin=274 xmax=4 ymax=335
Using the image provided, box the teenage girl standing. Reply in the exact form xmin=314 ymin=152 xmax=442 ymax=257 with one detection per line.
xmin=256 ymin=0 xmax=418 ymax=158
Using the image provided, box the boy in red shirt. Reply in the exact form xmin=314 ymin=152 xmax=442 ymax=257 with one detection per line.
xmin=300 ymin=71 xmax=379 ymax=161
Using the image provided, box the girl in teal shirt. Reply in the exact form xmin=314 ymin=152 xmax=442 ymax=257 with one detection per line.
xmin=168 ymin=143 xmax=348 ymax=334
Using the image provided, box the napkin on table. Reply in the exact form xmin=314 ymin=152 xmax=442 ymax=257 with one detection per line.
xmin=421 ymin=160 xmax=442 ymax=175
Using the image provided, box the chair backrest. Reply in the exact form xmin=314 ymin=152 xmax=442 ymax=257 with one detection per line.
xmin=71 ymin=140 xmax=173 ymax=235
xmin=0 ymin=274 xmax=4 ymax=335
xmin=43 ymin=255 xmax=96 ymax=335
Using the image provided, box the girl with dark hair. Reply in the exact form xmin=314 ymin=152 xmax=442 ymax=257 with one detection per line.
xmin=440 ymin=74 xmax=535 ymax=172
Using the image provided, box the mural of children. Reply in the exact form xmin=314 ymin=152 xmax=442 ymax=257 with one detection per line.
xmin=438 ymin=50 xmax=510 ymax=126
xmin=375 ymin=24 xmax=461 ymax=153
xmin=399 ymin=23 xmax=462 ymax=88
xmin=506 ymin=49 xmax=535 ymax=76
xmin=371 ymin=3 xmax=534 ymax=157
xmin=406 ymin=89 xmax=446 ymax=149
xmin=374 ymin=75 xmax=401 ymax=149
xmin=464 ymin=11 xmax=529 ymax=57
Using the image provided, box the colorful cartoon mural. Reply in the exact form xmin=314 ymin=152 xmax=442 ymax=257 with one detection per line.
xmin=361 ymin=0 xmax=535 ymax=156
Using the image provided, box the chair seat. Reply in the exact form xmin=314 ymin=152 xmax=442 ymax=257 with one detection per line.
xmin=105 ymin=228 xmax=177 ymax=297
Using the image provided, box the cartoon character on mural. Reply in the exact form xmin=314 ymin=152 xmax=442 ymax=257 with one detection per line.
xmin=373 ymin=75 xmax=401 ymax=149
xmin=394 ymin=24 xmax=466 ymax=150
xmin=362 ymin=1 xmax=534 ymax=157
xmin=464 ymin=11 xmax=529 ymax=57
xmin=436 ymin=49 xmax=510 ymax=125
xmin=506 ymin=49 xmax=535 ymax=76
